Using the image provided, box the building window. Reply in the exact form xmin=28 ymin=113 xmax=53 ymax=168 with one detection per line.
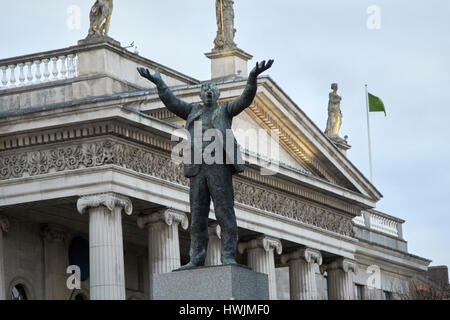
xmin=383 ymin=291 xmax=392 ymax=300
xmin=11 ymin=284 xmax=28 ymax=300
xmin=323 ymin=276 xmax=328 ymax=300
xmin=68 ymin=237 xmax=90 ymax=282
xmin=354 ymin=284 xmax=364 ymax=300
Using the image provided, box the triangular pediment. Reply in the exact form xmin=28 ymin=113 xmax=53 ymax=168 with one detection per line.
xmin=143 ymin=77 xmax=382 ymax=201
xmin=232 ymin=111 xmax=312 ymax=173
xmin=242 ymin=77 xmax=382 ymax=200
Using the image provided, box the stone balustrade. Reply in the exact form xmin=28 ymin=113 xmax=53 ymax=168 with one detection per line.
xmin=353 ymin=214 xmax=365 ymax=227
xmin=369 ymin=212 xmax=400 ymax=237
xmin=0 ymin=50 xmax=78 ymax=90
xmin=353 ymin=210 xmax=404 ymax=239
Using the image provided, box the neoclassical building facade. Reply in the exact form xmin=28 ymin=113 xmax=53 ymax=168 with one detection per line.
xmin=0 ymin=34 xmax=433 ymax=300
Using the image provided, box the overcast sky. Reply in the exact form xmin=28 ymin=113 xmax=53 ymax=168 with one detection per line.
xmin=1 ymin=0 xmax=449 ymax=269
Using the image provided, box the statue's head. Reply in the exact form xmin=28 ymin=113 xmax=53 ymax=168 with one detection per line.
xmin=200 ymin=83 xmax=220 ymax=106
xmin=331 ymin=83 xmax=338 ymax=91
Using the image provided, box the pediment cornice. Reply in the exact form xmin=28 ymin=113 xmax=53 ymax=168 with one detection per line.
xmin=253 ymin=77 xmax=383 ymax=201
xmin=0 ymin=78 xmax=380 ymax=204
xmin=247 ymin=95 xmax=346 ymax=187
xmin=140 ymin=78 xmax=382 ymax=201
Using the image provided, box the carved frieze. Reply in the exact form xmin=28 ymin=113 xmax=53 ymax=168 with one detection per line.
xmin=0 ymin=140 xmax=354 ymax=237
xmin=233 ymin=180 xmax=354 ymax=237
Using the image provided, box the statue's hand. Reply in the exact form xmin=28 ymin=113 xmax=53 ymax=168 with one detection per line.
xmin=249 ymin=60 xmax=274 ymax=79
xmin=137 ymin=67 xmax=163 ymax=86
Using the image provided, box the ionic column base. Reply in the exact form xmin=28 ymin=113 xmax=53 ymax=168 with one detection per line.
xmin=239 ymin=236 xmax=282 ymax=300
xmin=281 ymin=248 xmax=322 ymax=300
xmin=325 ymin=258 xmax=357 ymax=300
xmin=0 ymin=217 xmax=10 ymax=300
xmin=41 ymin=224 xmax=70 ymax=300
xmin=205 ymin=223 xmax=221 ymax=266
xmin=137 ymin=208 xmax=188 ymax=299
xmin=77 ymin=193 xmax=133 ymax=300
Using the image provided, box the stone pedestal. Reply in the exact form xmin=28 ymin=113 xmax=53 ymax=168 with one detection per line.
xmin=328 ymin=136 xmax=352 ymax=156
xmin=152 ymin=265 xmax=269 ymax=300
xmin=205 ymin=223 xmax=221 ymax=266
xmin=77 ymin=193 xmax=133 ymax=300
xmin=78 ymin=35 xmax=121 ymax=47
xmin=326 ymin=258 xmax=357 ymax=300
xmin=137 ymin=208 xmax=188 ymax=299
xmin=205 ymin=48 xmax=253 ymax=80
xmin=0 ymin=216 xmax=9 ymax=300
xmin=238 ymin=236 xmax=282 ymax=300
xmin=281 ymin=248 xmax=322 ymax=300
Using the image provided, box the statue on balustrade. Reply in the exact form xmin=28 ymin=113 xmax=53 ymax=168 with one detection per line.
xmin=88 ymin=0 xmax=113 ymax=37
xmin=137 ymin=59 xmax=274 ymax=269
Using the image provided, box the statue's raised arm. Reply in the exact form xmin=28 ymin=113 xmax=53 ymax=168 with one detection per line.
xmin=137 ymin=67 xmax=193 ymax=120
xmin=227 ymin=60 xmax=274 ymax=117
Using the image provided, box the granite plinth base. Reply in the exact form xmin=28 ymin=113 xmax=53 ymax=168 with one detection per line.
xmin=152 ymin=264 xmax=269 ymax=300
xmin=78 ymin=35 xmax=121 ymax=47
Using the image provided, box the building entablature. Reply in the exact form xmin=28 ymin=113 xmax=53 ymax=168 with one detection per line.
xmin=0 ymin=39 xmax=381 ymax=204
xmin=0 ymin=111 xmax=365 ymax=260
xmin=354 ymin=241 xmax=431 ymax=280
xmin=0 ymin=101 xmax=375 ymax=215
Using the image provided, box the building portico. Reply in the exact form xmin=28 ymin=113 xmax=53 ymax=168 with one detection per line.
xmin=0 ymin=6 xmax=433 ymax=299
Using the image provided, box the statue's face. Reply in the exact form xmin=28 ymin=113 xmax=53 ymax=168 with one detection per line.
xmin=200 ymin=83 xmax=220 ymax=106
xmin=331 ymin=83 xmax=338 ymax=91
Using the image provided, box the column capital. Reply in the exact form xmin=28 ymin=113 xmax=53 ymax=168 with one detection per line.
xmin=0 ymin=215 xmax=10 ymax=233
xmin=208 ymin=222 xmax=221 ymax=239
xmin=41 ymin=224 xmax=69 ymax=243
xmin=238 ymin=236 xmax=282 ymax=255
xmin=77 ymin=193 xmax=133 ymax=216
xmin=325 ymin=257 xmax=357 ymax=274
xmin=281 ymin=247 xmax=322 ymax=266
xmin=137 ymin=208 xmax=188 ymax=230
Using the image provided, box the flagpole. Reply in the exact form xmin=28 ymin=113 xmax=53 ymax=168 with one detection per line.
xmin=365 ymin=84 xmax=374 ymax=183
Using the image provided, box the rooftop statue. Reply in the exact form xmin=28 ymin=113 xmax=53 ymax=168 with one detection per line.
xmin=325 ymin=83 xmax=346 ymax=143
xmin=214 ymin=0 xmax=237 ymax=51
xmin=88 ymin=0 xmax=113 ymax=37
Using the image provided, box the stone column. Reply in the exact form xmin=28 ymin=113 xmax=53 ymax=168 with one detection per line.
xmin=77 ymin=193 xmax=133 ymax=300
xmin=281 ymin=248 xmax=322 ymax=300
xmin=325 ymin=258 xmax=357 ymax=300
xmin=41 ymin=225 xmax=70 ymax=300
xmin=0 ymin=216 xmax=9 ymax=300
xmin=137 ymin=208 xmax=188 ymax=299
xmin=238 ymin=236 xmax=282 ymax=300
xmin=205 ymin=223 xmax=221 ymax=266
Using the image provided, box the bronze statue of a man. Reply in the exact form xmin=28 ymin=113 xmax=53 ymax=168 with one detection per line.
xmin=137 ymin=60 xmax=274 ymax=268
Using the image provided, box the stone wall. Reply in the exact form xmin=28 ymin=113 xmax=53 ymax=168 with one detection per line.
xmin=2 ymin=214 xmax=149 ymax=300
xmin=4 ymin=217 xmax=44 ymax=299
